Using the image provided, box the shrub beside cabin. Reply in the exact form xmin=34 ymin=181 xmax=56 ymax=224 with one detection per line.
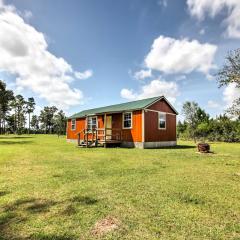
xmin=67 ymin=96 xmax=178 ymax=148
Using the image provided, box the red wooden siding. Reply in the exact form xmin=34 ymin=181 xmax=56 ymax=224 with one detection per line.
xmin=111 ymin=110 xmax=142 ymax=142
xmin=67 ymin=116 xmax=104 ymax=140
xmin=67 ymin=110 xmax=142 ymax=142
xmin=147 ymin=98 xmax=176 ymax=114
xmin=67 ymin=118 xmax=85 ymax=140
xmin=144 ymin=99 xmax=176 ymax=142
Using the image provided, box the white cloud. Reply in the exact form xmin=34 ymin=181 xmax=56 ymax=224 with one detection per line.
xmin=0 ymin=1 xmax=92 ymax=109
xmin=134 ymin=69 xmax=152 ymax=80
xmin=187 ymin=0 xmax=240 ymax=39
xmin=145 ymin=35 xmax=217 ymax=75
xmin=34 ymin=105 xmax=43 ymax=116
xmin=22 ymin=10 xmax=32 ymax=20
xmin=121 ymin=79 xmax=179 ymax=104
xmin=207 ymin=100 xmax=220 ymax=108
xmin=206 ymin=74 xmax=214 ymax=81
xmin=120 ymin=88 xmax=136 ymax=100
xmin=175 ymin=75 xmax=186 ymax=81
xmin=157 ymin=0 xmax=167 ymax=8
xmin=223 ymin=83 xmax=240 ymax=108
xmin=75 ymin=69 xmax=93 ymax=80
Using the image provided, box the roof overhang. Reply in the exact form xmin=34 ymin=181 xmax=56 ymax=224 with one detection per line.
xmin=68 ymin=96 xmax=178 ymax=119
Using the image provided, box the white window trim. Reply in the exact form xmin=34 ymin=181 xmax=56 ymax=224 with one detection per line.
xmin=71 ymin=119 xmax=76 ymax=131
xmin=158 ymin=112 xmax=166 ymax=130
xmin=87 ymin=116 xmax=98 ymax=131
xmin=122 ymin=112 xmax=133 ymax=129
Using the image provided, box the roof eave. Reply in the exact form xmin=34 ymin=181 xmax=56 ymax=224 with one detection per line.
xmin=68 ymin=108 xmax=144 ymax=119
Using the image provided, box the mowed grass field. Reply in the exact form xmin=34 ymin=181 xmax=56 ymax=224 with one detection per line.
xmin=0 ymin=135 xmax=239 ymax=240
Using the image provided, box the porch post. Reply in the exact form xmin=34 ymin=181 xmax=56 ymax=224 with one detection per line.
xmin=86 ymin=116 xmax=88 ymax=147
xmin=77 ymin=133 xmax=80 ymax=146
xmin=104 ymin=113 xmax=107 ymax=146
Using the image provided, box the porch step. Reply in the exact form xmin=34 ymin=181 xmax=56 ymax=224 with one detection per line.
xmin=77 ymin=140 xmax=122 ymax=148
xmin=77 ymin=141 xmax=103 ymax=148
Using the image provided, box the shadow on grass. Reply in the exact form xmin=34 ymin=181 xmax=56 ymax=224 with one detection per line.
xmin=0 ymin=198 xmax=58 ymax=239
xmin=0 ymin=141 xmax=33 ymax=145
xmin=31 ymin=233 xmax=77 ymax=240
xmin=150 ymin=145 xmax=196 ymax=150
xmin=71 ymin=196 xmax=98 ymax=205
xmin=178 ymin=193 xmax=206 ymax=205
xmin=26 ymin=201 xmax=57 ymax=214
xmin=3 ymin=198 xmax=57 ymax=213
xmin=0 ymin=191 xmax=10 ymax=197
xmin=0 ymin=195 xmax=99 ymax=239
xmin=0 ymin=136 xmax=34 ymax=139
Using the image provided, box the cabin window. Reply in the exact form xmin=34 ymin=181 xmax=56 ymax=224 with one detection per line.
xmin=87 ymin=116 xmax=97 ymax=130
xmin=159 ymin=113 xmax=166 ymax=129
xmin=71 ymin=119 xmax=76 ymax=130
xmin=123 ymin=112 xmax=132 ymax=129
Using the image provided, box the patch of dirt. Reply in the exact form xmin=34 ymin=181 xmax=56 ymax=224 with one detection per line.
xmin=233 ymin=172 xmax=240 ymax=177
xmin=195 ymin=151 xmax=215 ymax=155
xmin=91 ymin=216 xmax=120 ymax=236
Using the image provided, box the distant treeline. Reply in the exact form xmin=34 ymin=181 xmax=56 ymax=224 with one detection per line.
xmin=177 ymin=101 xmax=240 ymax=142
xmin=177 ymin=48 xmax=240 ymax=143
xmin=0 ymin=80 xmax=67 ymax=135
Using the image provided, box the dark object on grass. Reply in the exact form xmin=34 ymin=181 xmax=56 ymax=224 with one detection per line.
xmin=197 ymin=143 xmax=210 ymax=153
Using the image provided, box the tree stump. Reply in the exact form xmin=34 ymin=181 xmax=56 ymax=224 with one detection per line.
xmin=197 ymin=143 xmax=210 ymax=153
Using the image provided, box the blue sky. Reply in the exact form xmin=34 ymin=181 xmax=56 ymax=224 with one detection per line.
xmin=0 ymin=0 xmax=240 ymax=119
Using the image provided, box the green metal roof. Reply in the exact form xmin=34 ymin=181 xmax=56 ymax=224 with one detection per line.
xmin=69 ymin=96 xmax=163 ymax=119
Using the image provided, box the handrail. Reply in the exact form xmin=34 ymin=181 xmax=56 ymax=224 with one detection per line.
xmin=75 ymin=129 xmax=85 ymax=135
xmin=77 ymin=127 xmax=122 ymax=144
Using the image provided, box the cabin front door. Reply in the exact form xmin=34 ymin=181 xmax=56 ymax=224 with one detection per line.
xmin=106 ymin=116 xmax=112 ymax=140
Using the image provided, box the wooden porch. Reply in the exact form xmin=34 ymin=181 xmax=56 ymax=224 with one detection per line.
xmin=76 ymin=127 xmax=122 ymax=148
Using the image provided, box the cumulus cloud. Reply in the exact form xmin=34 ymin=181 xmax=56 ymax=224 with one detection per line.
xmin=157 ymin=0 xmax=167 ymax=8
xmin=175 ymin=75 xmax=186 ymax=81
xmin=22 ymin=10 xmax=32 ymax=20
xmin=75 ymin=69 xmax=93 ymax=80
xmin=120 ymin=88 xmax=136 ymax=100
xmin=0 ymin=1 xmax=91 ymax=109
xmin=144 ymin=35 xmax=217 ymax=75
xmin=223 ymin=83 xmax=240 ymax=108
xmin=187 ymin=0 xmax=240 ymax=39
xmin=134 ymin=69 xmax=152 ymax=80
xmin=121 ymin=79 xmax=179 ymax=103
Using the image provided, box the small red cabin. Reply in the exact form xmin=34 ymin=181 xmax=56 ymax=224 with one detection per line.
xmin=67 ymin=96 xmax=178 ymax=148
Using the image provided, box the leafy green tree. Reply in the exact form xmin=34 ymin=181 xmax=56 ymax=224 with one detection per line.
xmin=182 ymin=101 xmax=199 ymax=141
xmin=196 ymin=108 xmax=210 ymax=123
xmin=177 ymin=120 xmax=188 ymax=138
xmin=195 ymin=122 xmax=210 ymax=141
xmin=39 ymin=107 xmax=49 ymax=134
xmin=182 ymin=101 xmax=211 ymax=142
xmin=5 ymin=115 xmax=15 ymax=134
xmin=39 ymin=106 xmax=58 ymax=134
xmin=53 ymin=110 xmax=67 ymax=136
xmin=217 ymin=49 xmax=240 ymax=117
xmin=26 ymin=97 xmax=35 ymax=134
xmin=11 ymin=95 xmax=26 ymax=134
xmin=31 ymin=115 xmax=39 ymax=133
xmin=0 ymin=80 xmax=14 ymax=134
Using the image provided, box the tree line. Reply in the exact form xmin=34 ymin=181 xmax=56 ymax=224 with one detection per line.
xmin=177 ymin=101 xmax=240 ymax=142
xmin=0 ymin=80 xmax=67 ymax=135
xmin=178 ymin=48 xmax=240 ymax=143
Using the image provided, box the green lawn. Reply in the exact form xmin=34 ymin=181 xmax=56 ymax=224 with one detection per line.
xmin=0 ymin=135 xmax=239 ymax=240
